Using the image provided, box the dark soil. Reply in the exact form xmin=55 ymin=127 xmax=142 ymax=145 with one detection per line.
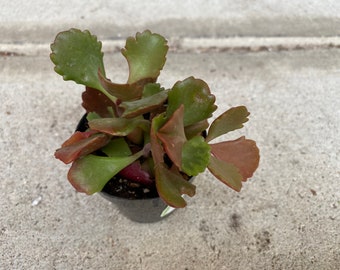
xmin=101 ymin=176 xmax=159 ymax=199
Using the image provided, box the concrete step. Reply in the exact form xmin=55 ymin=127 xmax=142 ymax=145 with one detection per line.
xmin=1 ymin=1 xmax=340 ymax=43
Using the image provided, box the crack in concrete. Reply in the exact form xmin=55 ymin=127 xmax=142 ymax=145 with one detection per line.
xmin=1 ymin=37 xmax=340 ymax=57
xmin=172 ymin=36 xmax=340 ymax=53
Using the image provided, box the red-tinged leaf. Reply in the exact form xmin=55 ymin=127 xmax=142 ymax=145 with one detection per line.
xmin=155 ymin=163 xmax=196 ymax=208
xmin=88 ymin=117 xmax=150 ymax=136
xmin=82 ymin=87 xmax=117 ymax=117
xmin=150 ymin=114 xmax=167 ymax=164
xmin=118 ymin=161 xmax=154 ymax=186
xmin=98 ymin=70 xmax=153 ymax=101
xmin=157 ymin=105 xmax=186 ymax=169
xmin=55 ymin=133 xmax=111 ymax=164
xmin=208 ymin=155 xmax=242 ymax=191
xmin=206 ymin=106 xmax=250 ymax=142
xmin=61 ymin=130 xmax=96 ymax=147
xmin=210 ymin=136 xmax=260 ymax=181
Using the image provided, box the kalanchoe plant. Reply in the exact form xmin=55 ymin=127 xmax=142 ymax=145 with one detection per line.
xmin=51 ymin=29 xmax=260 ymax=208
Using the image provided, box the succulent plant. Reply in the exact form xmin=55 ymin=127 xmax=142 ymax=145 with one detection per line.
xmin=51 ymin=29 xmax=260 ymax=208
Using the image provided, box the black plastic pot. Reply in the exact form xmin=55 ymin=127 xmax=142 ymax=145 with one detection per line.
xmin=100 ymin=191 xmax=180 ymax=223
xmin=76 ymin=114 xmax=187 ymax=223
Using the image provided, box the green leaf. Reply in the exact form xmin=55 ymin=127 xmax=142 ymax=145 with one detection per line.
xmin=88 ymin=117 xmax=150 ymax=136
xmin=208 ymin=156 xmax=243 ymax=192
xmin=142 ymin=83 xmax=164 ymax=98
xmin=206 ymin=106 xmax=250 ymax=142
xmin=157 ymin=105 xmax=186 ymax=169
xmin=210 ymin=136 xmax=260 ymax=181
xmin=86 ymin=112 xmax=101 ymax=121
xmin=181 ymin=136 xmax=210 ymax=176
xmin=68 ymin=151 xmax=144 ymax=195
xmin=167 ymin=76 xmax=217 ymax=126
xmin=101 ymin=138 xmax=132 ymax=157
xmin=50 ymin=28 xmax=105 ymax=91
xmin=120 ymin=90 xmax=168 ymax=118
xmin=155 ymin=163 xmax=196 ymax=208
xmin=184 ymin=120 xmax=209 ymax=139
xmin=122 ymin=30 xmax=168 ymax=84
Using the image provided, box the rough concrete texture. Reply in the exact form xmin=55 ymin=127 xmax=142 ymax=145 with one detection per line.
xmin=1 ymin=46 xmax=339 ymax=270
xmin=1 ymin=0 xmax=340 ymax=43
xmin=1 ymin=1 xmax=340 ymax=269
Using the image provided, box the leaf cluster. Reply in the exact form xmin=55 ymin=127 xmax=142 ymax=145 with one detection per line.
xmin=51 ymin=29 xmax=260 ymax=208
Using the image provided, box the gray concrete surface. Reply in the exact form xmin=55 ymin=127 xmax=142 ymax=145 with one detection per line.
xmin=1 ymin=0 xmax=340 ymax=43
xmin=1 ymin=1 xmax=340 ymax=269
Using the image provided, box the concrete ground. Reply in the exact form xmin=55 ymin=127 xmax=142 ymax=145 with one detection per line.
xmin=1 ymin=1 xmax=339 ymax=269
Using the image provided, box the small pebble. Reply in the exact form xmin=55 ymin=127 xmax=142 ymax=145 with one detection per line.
xmin=31 ymin=196 xmax=42 ymax=206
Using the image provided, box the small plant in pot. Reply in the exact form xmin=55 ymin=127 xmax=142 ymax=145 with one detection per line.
xmin=51 ymin=29 xmax=260 ymax=222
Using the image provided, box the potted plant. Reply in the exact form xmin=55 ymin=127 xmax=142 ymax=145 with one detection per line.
xmin=51 ymin=29 xmax=260 ymax=222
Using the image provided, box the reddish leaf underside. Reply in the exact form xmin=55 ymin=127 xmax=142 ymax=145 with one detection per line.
xmin=157 ymin=105 xmax=186 ymax=169
xmin=210 ymin=136 xmax=260 ymax=181
xmin=151 ymin=114 xmax=196 ymax=207
xmin=98 ymin=70 xmax=154 ymax=101
xmin=61 ymin=130 xmax=96 ymax=147
xmin=82 ymin=87 xmax=116 ymax=117
xmin=55 ymin=133 xmax=111 ymax=164
xmin=150 ymin=114 xmax=167 ymax=164
xmin=118 ymin=161 xmax=153 ymax=186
